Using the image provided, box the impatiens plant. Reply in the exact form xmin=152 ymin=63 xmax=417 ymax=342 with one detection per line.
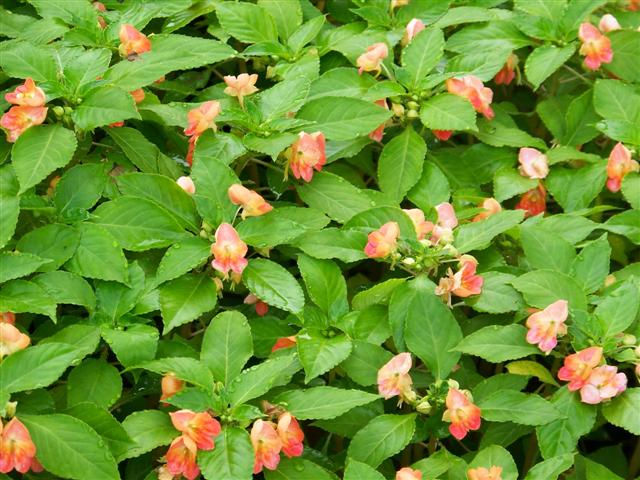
xmin=1 ymin=0 xmax=640 ymax=479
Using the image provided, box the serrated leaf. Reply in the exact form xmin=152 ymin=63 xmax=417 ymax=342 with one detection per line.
xmin=198 ymin=427 xmax=254 ymax=480
xmin=347 ymin=414 xmax=416 ymax=468
xmin=135 ymin=357 xmax=214 ymax=391
xmin=67 ymin=359 xmax=122 ymax=409
xmin=602 ymin=388 xmax=640 ymax=436
xmin=297 ymin=332 xmax=352 ymax=383
xmin=216 ymin=1 xmax=278 ymax=43
xmin=297 ymin=254 xmax=348 ymax=321
xmin=159 ymin=274 xmax=218 ymax=333
xmin=72 ymin=86 xmax=140 ymax=130
xmin=525 ymin=44 xmax=575 ymax=90
xmin=512 ymin=269 xmax=587 ymax=310
xmin=377 ymin=126 xmax=426 ymax=202
xmin=506 ymin=360 xmax=559 ymax=387
xmin=228 ymin=354 xmax=298 ymax=406
xmin=401 ymin=27 xmax=445 ymax=87
xmin=477 ymin=391 xmax=563 ymax=425
xmin=520 ymin=224 xmax=576 ymax=273
xmin=454 ymin=209 xmax=524 ymax=253
xmin=455 ymin=324 xmax=540 ymax=363
xmin=273 ymin=387 xmax=379 ymax=420
xmin=420 ymin=93 xmax=477 ymax=131
xmin=121 ymin=410 xmax=176 ymax=460
xmin=242 ymin=258 xmax=305 ymax=314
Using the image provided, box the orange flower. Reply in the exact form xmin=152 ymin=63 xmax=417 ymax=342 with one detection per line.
xmin=357 ymin=43 xmax=389 ymax=75
xmin=287 ymin=131 xmax=326 ymax=182
xmin=442 ymin=388 xmax=481 ymax=440
xmin=277 ymin=413 xmax=304 ymax=458
xmin=130 ymin=88 xmax=145 ymax=104
xmin=467 ymin=466 xmax=503 ymax=480
xmin=160 ymin=374 xmax=184 ymax=403
xmin=1 ymin=106 xmax=48 ymax=143
xmin=518 ymin=147 xmax=549 ymax=179
xmin=210 ymin=223 xmax=248 ymax=277
xmin=251 ymin=420 xmax=282 ymax=474
xmin=0 ymin=323 xmax=30 ymax=359
xmin=0 ymin=418 xmax=40 ymax=474
xmin=118 ymin=24 xmax=151 ymax=57
xmin=165 ymin=435 xmax=199 ymax=480
xmin=433 ymin=130 xmax=453 ymax=141
xmin=607 ymin=142 xmax=639 ymax=192
xmin=494 ymin=54 xmax=518 ymax=86
xmin=578 ymin=23 xmax=613 ymax=71
xmin=446 ymin=76 xmax=494 ymax=120
xmin=396 ymin=467 xmax=423 ymax=480
xmin=628 ymin=0 xmax=640 ymax=10
xmin=365 ymin=221 xmax=400 ymax=259
xmin=377 ymin=352 xmax=414 ymax=403
xmin=176 ymin=176 xmax=196 ymax=195
xmin=184 ymin=101 xmax=221 ymax=138
xmin=170 ymin=410 xmax=221 ymax=451
xmin=369 ymin=99 xmax=389 ymax=142
xmin=403 ymin=208 xmax=431 ymax=240
xmin=580 ymin=365 xmax=627 ymax=404
xmin=472 ymin=198 xmax=501 ymax=222
xmin=558 ymin=346 xmax=603 ymax=391
xmin=228 ymin=184 xmax=273 ymax=219
xmin=403 ymin=19 xmax=426 ymax=45
xmin=271 ymin=336 xmax=297 ymax=352
xmin=223 ymin=74 xmax=259 ymax=107
xmin=0 ymin=312 xmax=15 ymax=325
xmin=525 ymin=300 xmax=569 ymax=353
xmin=5 ymin=78 xmax=46 ymax=107
xmin=515 ymin=184 xmax=546 ymax=218
xmin=599 ymin=14 xmax=621 ymax=32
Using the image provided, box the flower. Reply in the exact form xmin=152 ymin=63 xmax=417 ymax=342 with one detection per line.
xmin=165 ymin=435 xmax=200 ymax=480
xmin=628 ymin=0 xmax=640 ymax=10
xmin=599 ymin=14 xmax=621 ymax=32
xmin=403 ymin=208 xmax=431 ymax=240
xmin=518 ymin=147 xmax=549 ymax=179
xmin=0 ymin=312 xmax=15 ymax=324
xmin=286 ymin=131 xmax=326 ymax=182
xmin=403 ymin=18 xmax=425 ymax=45
xmin=1 ymin=106 xmax=48 ymax=143
xmin=277 ymin=413 xmax=304 ymax=458
xmin=357 ymin=42 xmax=389 ymax=75
xmin=244 ymin=294 xmax=269 ymax=316
xmin=580 ymin=365 xmax=627 ymax=404
xmin=272 ymin=336 xmax=297 ymax=352
xmin=467 ymin=466 xmax=503 ymax=480
xmin=494 ymin=53 xmax=518 ymax=85
xmin=433 ymin=130 xmax=453 ymax=141
xmin=558 ymin=346 xmax=603 ymax=391
xmin=157 ymin=465 xmax=176 ymax=480
xmin=0 ymin=323 xmax=30 ymax=359
xmin=525 ymin=299 xmax=569 ymax=353
xmin=251 ymin=420 xmax=282 ymax=474
xmin=0 ymin=418 xmax=41 ymax=474
xmin=210 ymin=223 xmax=248 ymax=277
xmin=391 ymin=0 xmax=410 ymax=8
xmin=118 ymin=24 xmax=151 ymax=57
xmin=472 ymin=198 xmax=501 ymax=222
xmin=369 ymin=99 xmax=389 ymax=142
xmin=184 ymin=101 xmax=221 ymax=138
xmin=446 ymin=76 xmax=494 ymax=120
xmin=170 ymin=410 xmax=221 ymax=451
xmin=176 ymin=176 xmax=196 ymax=195
xmin=428 ymin=202 xmax=458 ymax=244
xmin=397 ymin=467 xmax=423 ymax=480
xmin=607 ymin=142 xmax=639 ymax=192
xmin=365 ymin=221 xmax=400 ymax=259
xmin=160 ymin=374 xmax=184 ymax=403
xmin=5 ymin=78 xmax=46 ymax=107
xmin=437 ymin=255 xmax=484 ymax=304
xmin=377 ymin=352 xmax=414 ymax=403
xmin=515 ymin=184 xmax=546 ymax=217
xmin=130 ymin=88 xmax=145 ymax=104
xmin=228 ymin=184 xmax=273 ymax=219
xmin=442 ymin=388 xmax=481 ymax=440
xmin=578 ymin=23 xmax=613 ymax=71
xmin=223 ymin=73 xmax=259 ymax=107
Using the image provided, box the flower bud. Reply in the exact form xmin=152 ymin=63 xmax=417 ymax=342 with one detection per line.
xmin=402 ymin=257 xmax=416 ymax=266
xmin=415 ymin=399 xmax=432 ymax=414
xmin=391 ymin=103 xmax=405 ymax=117
xmin=622 ymin=334 xmax=636 ymax=346
xmin=406 ymin=109 xmax=419 ymax=119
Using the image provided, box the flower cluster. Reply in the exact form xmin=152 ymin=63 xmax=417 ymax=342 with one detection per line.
xmin=1 ymin=78 xmax=48 ymax=143
xmin=250 ymin=412 xmax=304 ymax=474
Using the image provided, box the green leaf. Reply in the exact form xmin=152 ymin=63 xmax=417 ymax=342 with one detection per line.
xmin=446 ymin=20 xmax=532 ymax=53
xmin=201 ymin=311 xmax=253 ymax=385
xmin=257 ymin=76 xmax=310 ymax=121
xmin=401 ymin=27 xmax=445 ymax=88
xmin=41 ymin=324 xmax=101 ymax=358
xmin=101 ymin=325 xmax=158 ymax=368
xmin=604 ymin=209 xmax=640 ymax=245
xmin=377 ymin=126 xmax=426 ymax=202
xmin=0 ymin=196 xmax=19 ymax=249
xmin=602 ymin=388 xmax=640 ymax=436
xmin=520 ymin=224 xmax=576 ymax=273
xmin=0 ymin=251 xmax=49 ymax=283
xmin=593 ymin=79 xmax=640 ymax=123
xmin=159 ymin=273 xmax=217 ymax=334
xmin=454 ymin=209 xmax=524 ymax=253
xmin=121 ymin=410 xmax=176 ymax=460
xmin=622 ymin=173 xmax=640 ymax=210
xmin=594 ymin=280 xmax=639 ymax=338
xmin=493 ymin=167 xmax=538 ymax=202
xmin=288 ymin=15 xmax=326 ymax=53
xmin=506 ymin=360 xmax=559 ymax=387
xmin=264 ymin=457 xmax=337 ymax=480
xmin=0 ymin=41 xmax=56 ymax=81
xmin=20 ymin=414 xmax=119 ymax=480
xmin=524 ymin=454 xmax=574 ymax=480
xmin=0 ymin=279 xmax=57 ymax=321
xmin=341 ymin=341 xmax=393 ymax=387
xmin=570 ymin=233 xmax=611 ymax=294
xmin=420 ymin=93 xmax=478 ymax=131
xmin=293 ymin=228 xmax=367 ymax=263
xmin=560 ymin=90 xmax=600 ymax=146
xmin=297 ymin=254 xmax=348 ymax=321
xmin=72 ymin=86 xmax=140 ymax=130
xmin=12 ymin=124 xmax=77 ymax=194
xmin=469 ymin=445 xmax=518 ymax=480
xmin=237 ymin=207 xmax=329 ymax=248
xmin=546 ymin=162 xmax=607 ymax=212
xmin=198 ymin=427 xmax=254 ymax=480
xmin=258 ymin=0 xmax=302 ymax=40
xmin=298 ymin=331 xmax=352 ymax=383
xmin=407 ymin=162 xmax=450 ymax=212
xmin=32 ymin=271 xmax=96 ymax=312
xmin=243 ymin=258 xmax=305 ymax=314
xmin=191 ymin=157 xmax=239 ymax=226
xmin=228 ymin=354 xmax=298 ymax=406
xmin=524 ymin=44 xmax=575 ymax=90
xmin=67 ymin=359 xmax=122 ymax=409
xmin=455 ymin=324 xmax=540 ymax=363
xmin=307 ymin=67 xmax=376 ymax=102
xmin=155 ymin=237 xmax=212 ymax=285
xmin=466 ymin=272 xmax=523 ymax=314
xmin=347 ymin=414 xmax=416 ymax=468
xmin=135 ymin=357 xmax=214 ymax=391
xmin=604 ymin=30 xmax=640 ymax=82
xmin=582 ymin=457 xmax=624 ymax=480
xmin=512 ymin=269 xmax=588 ymax=310
xmin=216 ymin=1 xmax=278 ymax=43
xmin=344 ymin=460 xmax=385 ymax=480
xmin=274 ymin=386 xmax=379 ymax=420
xmin=477 ymin=391 xmax=563 ymax=426
xmin=17 ymin=223 xmax=79 ymax=272
xmin=54 ymin=163 xmax=107 ymax=216
xmin=475 ymin=116 xmax=547 ymax=149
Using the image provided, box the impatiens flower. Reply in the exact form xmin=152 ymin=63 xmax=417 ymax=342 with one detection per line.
xmin=446 ymin=76 xmax=494 ymax=120
xmin=433 ymin=130 xmax=453 ymax=141
xmin=223 ymin=73 xmax=259 ymax=107
xmin=628 ymin=0 xmax=640 ymax=10
xmin=157 ymin=465 xmax=175 ymax=480
xmin=467 ymin=466 xmax=503 ymax=480
xmin=165 ymin=435 xmax=199 ymax=480
xmin=525 ymin=299 xmax=569 ymax=353
xmin=287 ymin=131 xmax=326 ymax=182
xmin=365 ymin=221 xmax=400 ymax=259
xmin=494 ymin=53 xmax=518 ymax=85
xmin=277 ymin=413 xmax=304 ymax=458
xmin=184 ymin=101 xmax=221 ymax=138
xmin=402 ymin=18 xmax=425 ymax=45
xmin=228 ymin=184 xmax=273 ymax=218
xmin=130 ymin=88 xmax=145 ymax=104
xmin=578 ymin=23 xmax=613 ymax=71
xmin=272 ymin=336 xmax=297 ymax=352
xmin=176 ymin=176 xmax=196 ymax=195
xmin=518 ymin=147 xmax=549 ymax=179
xmin=404 ymin=208 xmax=431 ymax=240
xmin=426 ymin=202 xmax=459 ymax=245
xmin=515 ymin=184 xmax=546 ymax=217
xmin=437 ymin=255 xmax=484 ymax=305
xmin=5 ymin=78 xmax=46 ymax=107
xmin=170 ymin=410 xmax=221 ymax=451
xmin=369 ymin=99 xmax=389 ymax=142
xmin=442 ymin=388 xmax=481 ymax=440
xmin=210 ymin=223 xmax=248 ymax=277
xmin=472 ymin=198 xmax=501 ymax=222
xmin=607 ymin=142 xmax=639 ymax=192
xmin=118 ymin=24 xmax=151 ymax=58
xmin=0 ymin=323 xmax=30 ymax=359
xmin=599 ymin=14 xmax=621 ymax=32
xmin=245 ymin=294 xmax=269 ymax=316
xmin=1 ymin=106 xmax=48 ymax=143
xmin=396 ymin=467 xmax=422 ymax=480
xmin=0 ymin=312 xmax=15 ymax=324
xmin=357 ymin=42 xmax=389 ymax=75
xmin=558 ymin=346 xmax=603 ymax=391
xmin=580 ymin=365 xmax=627 ymax=404
xmin=251 ymin=420 xmax=282 ymax=474
xmin=0 ymin=418 xmax=41 ymax=474
xmin=377 ymin=352 xmax=414 ymax=403
xmin=160 ymin=374 xmax=184 ymax=403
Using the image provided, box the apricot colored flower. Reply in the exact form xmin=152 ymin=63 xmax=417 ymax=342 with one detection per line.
xmin=210 ymin=223 xmax=248 ymax=276
xmin=433 ymin=129 xmax=453 ymax=141
xmin=160 ymin=374 xmax=184 ymax=403
xmin=228 ymin=184 xmax=273 ymax=219
xmin=184 ymin=101 xmax=221 ymax=138
xmin=453 ymin=255 xmax=483 ymax=297
xmin=277 ymin=413 xmax=304 ymax=458
xmin=377 ymin=352 xmax=414 ymax=402
xmin=170 ymin=410 xmax=221 ymax=451
xmin=176 ymin=176 xmax=196 ymax=195
xmin=251 ymin=420 xmax=282 ymax=474
xmin=446 ymin=76 xmax=494 ymax=120
xmin=397 ymin=467 xmax=422 ymax=480
xmin=369 ymin=99 xmax=389 ymax=142
xmin=403 ymin=18 xmax=425 ymax=45
xmin=365 ymin=221 xmax=400 ymax=259
xmin=223 ymin=74 xmax=259 ymax=107
xmin=130 ymin=88 xmax=145 ymax=104
xmin=0 ymin=418 xmax=40 ymax=474
xmin=5 ymin=78 xmax=46 ymax=107
xmin=442 ymin=388 xmax=481 ymax=440
xmin=427 ymin=202 xmax=458 ymax=244
xmin=272 ymin=336 xmax=297 ymax=352
xmin=287 ymin=131 xmax=326 ymax=182
xmin=515 ymin=184 xmax=546 ymax=217
xmin=558 ymin=346 xmax=603 ymax=391
xmin=1 ymin=106 xmax=48 ymax=143
xmin=244 ymin=294 xmax=269 ymax=316
xmin=403 ymin=208 xmax=431 ymax=240
xmin=472 ymin=198 xmax=501 ymax=222
xmin=599 ymin=14 xmax=621 ymax=32
xmin=518 ymin=147 xmax=549 ymax=179
xmin=525 ymin=299 xmax=569 ymax=353
xmin=357 ymin=43 xmax=389 ymax=75
xmin=607 ymin=142 xmax=639 ymax=192
xmin=578 ymin=23 xmax=613 ymax=71
xmin=494 ymin=54 xmax=518 ymax=86
xmin=580 ymin=365 xmax=627 ymax=404
xmin=119 ymin=24 xmax=151 ymax=57
xmin=467 ymin=466 xmax=503 ymax=480
xmin=165 ymin=435 xmax=199 ymax=480
xmin=0 ymin=323 xmax=30 ymax=359
xmin=0 ymin=312 xmax=15 ymax=324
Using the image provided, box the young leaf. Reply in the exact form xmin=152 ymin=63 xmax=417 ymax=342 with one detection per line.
xmin=198 ymin=427 xmax=254 ymax=480
xmin=401 ymin=27 xmax=445 ymax=88
xmin=377 ymin=126 xmax=426 ymax=202
xmin=297 ymin=254 xmax=348 ymax=321
xmin=297 ymin=331 xmax=352 ymax=383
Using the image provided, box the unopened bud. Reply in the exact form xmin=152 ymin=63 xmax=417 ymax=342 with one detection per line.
xmin=406 ymin=109 xmax=419 ymax=119
xmin=447 ymin=379 xmax=460 ymax=390
xmin=391 ymin=103 xmax=405 ymax=117
xmin=407 ymin=101 xmax=419 ymax=110
xmin=441 ymin=244 xmax=459 ymax=257
xmin=415 ymin=399 xmax=431 ymax=414
xmin=622 ymin=334 xmax=636 ymax=346
xmin=4 ymin=401 xmax=17 ymax=417
xmin=53 ymin=106 xmax=65 ymax=117
xmin=402 ymin=257 xmax=416 ymax=266
xmin=64 ymin=106 xmax=74 ymax=115
xmin=604 ymin=274 xmax=616 ymax=287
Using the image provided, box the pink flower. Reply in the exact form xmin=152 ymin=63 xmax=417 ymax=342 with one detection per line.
xmin=518 ymin=147 xmax=549 ymax=179
xmin=396 ymin=467 xmax=423 ymax=480
xmin=277 ymin=413 xmax=304 ymax=458
xmin=578 ymin=23 xmax=613 ymax=71
xmin=425 ymin=202 xmax=458 ymax=245
xmin=369 ymin=99 xmax=389 ymax=142
xmin=0 ymin=323 xmax=30 ymax=359
xmin=607 ymin=142 xmax=639 ymax=192
xmin=494 ymin=54 xmax=518 ymax=86
xmin=184 ymin=101 xmax=221 ymax=138
xmin=287 ymin=131 xmax=326 ymax=182
xmin=357 ymin=43 xmax=389 ymax=75
xmin=223 ymin=73 xmax=259 ymax=107
xmin=403 ymin=208 xmax=431 ymax=240
xmin=176 ymin=176 xmax=195 ymax=195
xmin=377 ymin=352 xmax=414 ymax=403
xmin=580 ymin=365 xmax=627 ymax=404
xmin=118 ymin=24 xmax=151 ymax=58
xmin=165 ymin=435 xmax=199 ymax=480
xmin=472 ymin=198 xmax=501 ymax=222
xmin=403 ymin=18 xmax=426 ymax=45
xmin=467 ymin=466 xmax=503 ymax=480
xmin=442 ymin=388 xmax=481 ymax=440
xmin=365 ymin=221 xmax=400 ymax=259
xmin=210 ymin=223 xmax=248 ymax=277
xmin=437 ymin=255 xmax=484 ymax=305
xmin=433 ymin=130 xmax=453 ymax=141
xmin=271 ymin=336 xmax=297 ymax=352
xmin=515 ymin=184 xmax=546 ymax=217
xmin=599 ymin=14 xmax=621 ymax=32
xmin=228 ymin=184 xmax=273 ymax=218
xmin=558 ymin=346 xmax=603 ymax=391
xmin=446 ymin=76 xmax=494 ymax=120
xmin=251 ymin=420 xmax=282 ymax=474
xmin=5 ymin=78 xmax=46 ymax=107
xmin=0 ymin=418 xmax=41 ymax=474
xmin=1 ymin=106 xmax=48 ymax=143
xmin=525 ymin=299 xmax=569 ymax=353
xmin=170 ymin=410 xmax=221 ymax=451
xmin=160 ymin=374 xmax=184 ymax=403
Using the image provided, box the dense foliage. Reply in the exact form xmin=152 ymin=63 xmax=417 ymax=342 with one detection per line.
xmin=1 ymin=0 xmax=640 ymax=479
